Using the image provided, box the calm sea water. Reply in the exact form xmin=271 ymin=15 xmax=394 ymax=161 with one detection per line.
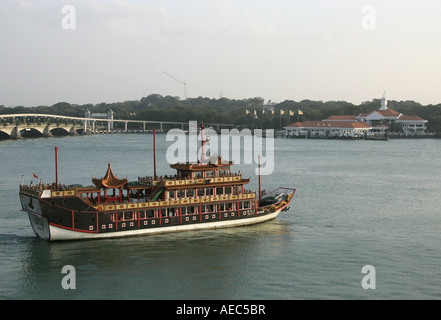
xmin=1 ymin=133 xmax=440 ymax=300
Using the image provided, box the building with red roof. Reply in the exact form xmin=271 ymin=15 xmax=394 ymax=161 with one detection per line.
xmin=323 ymin=115 xmax=358 ymax=122
xmin=284 ymin=93 xmax=428 ymax=138
xmin=285 ymin=120 xmax=372 ymax=138
xmin=356 ymin=93 xmax=427 ymax=134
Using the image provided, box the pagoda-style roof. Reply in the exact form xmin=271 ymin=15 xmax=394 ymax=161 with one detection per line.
xmin=92 ymin=163 xmax=128 ymax=189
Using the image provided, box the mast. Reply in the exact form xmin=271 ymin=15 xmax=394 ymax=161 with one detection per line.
xmin=55 ymin=146 xmax=59 ymax=190
xmin=201 ymin=123 xmax=207 ymax=163
xmin=258 ymin=154 xmax=261 ymax=204
xmin=153 ymin=129 xmax=157 ymax=180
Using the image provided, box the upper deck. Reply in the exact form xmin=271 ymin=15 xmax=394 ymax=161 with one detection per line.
xmin=19 ymin=171 xmax=248 ymax=196
xmin=19 ymin=154 xmax=255 ymax=212
xmin=170 ymin=155 xmax=234 ymax=179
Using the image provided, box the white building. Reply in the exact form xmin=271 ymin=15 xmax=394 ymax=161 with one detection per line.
xmin=356 ymin=93 xmax=428 ymax=135
xmin=285 ymin=121 xmax=372 ymax=138
xmin=285 ymin=93 xmax=428 ymax=138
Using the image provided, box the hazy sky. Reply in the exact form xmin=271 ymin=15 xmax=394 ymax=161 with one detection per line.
xmin=1 ymin=0 xmax=441 ymax=107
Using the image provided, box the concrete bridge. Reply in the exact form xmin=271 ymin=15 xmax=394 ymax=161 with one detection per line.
xmin=0 ymin=113 xmax=234 ymax=139
xmin=1 ymin=122 xmax=81 ymax=139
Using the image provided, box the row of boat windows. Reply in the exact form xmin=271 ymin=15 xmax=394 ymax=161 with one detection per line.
xmin=112 ymin=201 xmax=255 ymax=221
xmin=82 ymin=186 xmax=246 ymax=204
xmin=176 ymin=169 xmax=232 ymax=179
xmin=166 ymin=186 xmax=242 ymax=199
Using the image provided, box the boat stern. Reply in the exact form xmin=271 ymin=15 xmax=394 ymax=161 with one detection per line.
xmin=19 ymin=186 xmax=51 ymax=240
xmin=27 ymin=213 xmax=50 ymax=240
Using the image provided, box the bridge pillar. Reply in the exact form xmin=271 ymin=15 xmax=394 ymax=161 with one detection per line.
xmin=160 ymin=122 xmax=163 ymax=131
xmin=43 ymin=125 xmax=53 ymax=137
xmin=124 ymin=121 xmax=128 ymax=132
xmin=10 ymin=127 xmax=22 ymax=139
xmin=69 ymin=125 xmax=78 ymax=135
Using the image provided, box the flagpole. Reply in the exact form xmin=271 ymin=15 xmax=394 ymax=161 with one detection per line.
xmin=279 ymin=112 xmax=281 ymax=130
xmin=297 ymin=109 xmax=303 ymax=122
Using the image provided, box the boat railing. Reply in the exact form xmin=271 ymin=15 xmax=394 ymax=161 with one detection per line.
xmin=19 ymin=184 xmax=41 ymax=197
xmin=20 ymin=183 xmax=84 ymax=200
xmin=263 ymin=187 xmax=296 ymax=198
xmin=92 ymin=190 xmax=258 ymax=212
xmin=138 ymin=173 xmax=243 ymax=186
xmin=19 ymin=183 xmax=66 ymax=197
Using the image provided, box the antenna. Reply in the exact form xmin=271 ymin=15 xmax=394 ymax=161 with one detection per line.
xmin=163 ymin=71 xmax=187 ymax=100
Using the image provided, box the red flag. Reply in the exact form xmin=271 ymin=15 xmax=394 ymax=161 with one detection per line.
xmin=32 ymin=173 xmax=38 ymax=179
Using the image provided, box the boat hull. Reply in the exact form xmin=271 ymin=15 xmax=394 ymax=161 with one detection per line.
xmin=46 ymin=207 xmax=285 ymax=241
xmin=22 ymin=197 xmax=293 ymax=241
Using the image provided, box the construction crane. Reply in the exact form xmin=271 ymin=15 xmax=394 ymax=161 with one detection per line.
xmin=163 ymin=71 xmax=187 ymax=100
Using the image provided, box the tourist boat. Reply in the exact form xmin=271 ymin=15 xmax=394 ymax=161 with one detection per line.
xmin=19 ymin=128 xmax=296 ymax=241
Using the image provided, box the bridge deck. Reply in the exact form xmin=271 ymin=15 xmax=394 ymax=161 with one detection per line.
xmin=0 ymin=113 xmax=234 ymax=139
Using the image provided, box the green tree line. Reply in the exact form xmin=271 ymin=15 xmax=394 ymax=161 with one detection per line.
xmin=2 ymin=94 xmax=441 ymax=132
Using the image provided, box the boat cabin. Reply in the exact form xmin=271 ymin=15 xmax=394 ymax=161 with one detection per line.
xmin=75 ymin=156 xmax=256 ymax=220
xmin=170 ymin=156 xmax=232 ymax=179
